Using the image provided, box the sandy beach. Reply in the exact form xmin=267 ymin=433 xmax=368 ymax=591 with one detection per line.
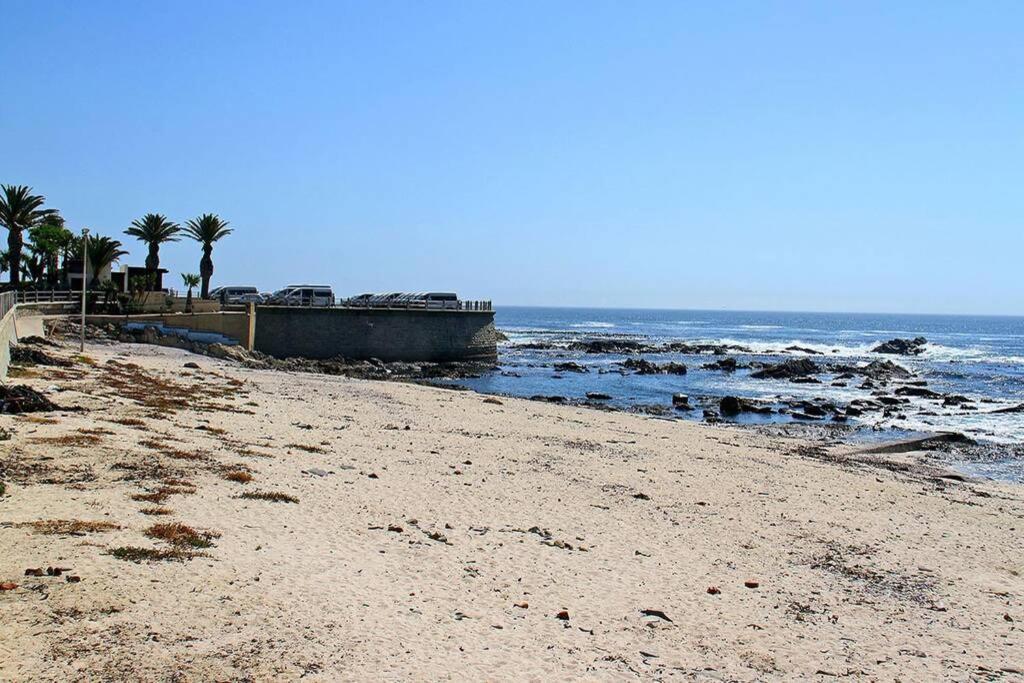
xmin=1 ymin=338 xmax=1022 ymax=681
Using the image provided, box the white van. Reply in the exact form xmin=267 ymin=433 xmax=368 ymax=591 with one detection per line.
xmin=211 ymin=286 xmax=261 ymax=304
xmin=269 ymin=285 xmax=334 ymax=307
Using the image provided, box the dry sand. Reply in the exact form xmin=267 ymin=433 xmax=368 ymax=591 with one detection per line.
xmin=1 ymin=339 xmax=1022 ymax=681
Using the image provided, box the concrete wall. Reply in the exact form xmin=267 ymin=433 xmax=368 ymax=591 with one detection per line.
xmin=87 ymin=311 xmax=253 ymax=349
xmin=0 ymin=306 xmax=16 ymax=380
xmin=1 ymin=305 xmax=46 ymax=380
xmin=253 ymin=307 xmax=497 ymax=362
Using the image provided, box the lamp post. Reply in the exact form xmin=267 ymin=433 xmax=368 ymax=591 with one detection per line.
xmin=80 ymin=228 xmax=89 ymax=353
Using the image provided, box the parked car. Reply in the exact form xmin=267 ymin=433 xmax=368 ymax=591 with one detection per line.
xmin=210 ymin=286 xmax=261 ymax=304
xmin=343 ymin=292 xmax=459 ymax=309
xmin=268 ymin=285 xmax=335 ymax=307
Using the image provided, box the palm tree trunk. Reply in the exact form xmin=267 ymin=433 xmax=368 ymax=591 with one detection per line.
xmin=145 ymin=245 xmax=159 ymax=291
xmin=7 ymin=229 xmax=22 ymax=286
xmin=199 ymin=246 xmax=213 ymax=299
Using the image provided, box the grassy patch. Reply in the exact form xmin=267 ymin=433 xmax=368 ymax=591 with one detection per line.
xmin=132 ymin=491 xmax=169 ymax=503
xmin=139 ymin=506 xmax=173 ymax=516
xmin=108 ymin=546 xmax=203 ymax=562
xmin=144 ymin=522 xmax=219 ymax=549
xmin=223 ymin=470 xmax=253 ymax=484
xmin=74 ymin=354 xmax=97 ymax=366
xmin=8 ymin=366 xmax=41 ymax=379
xmin=239 ymin=490 xmax=298 ymax=504
xmin=28 ymin=433 xmax=103 ymax=447
xmin=18 ymin=519 xmax=120 ymax=535
xmin=105 ymin=417 xmax=147 ymax=427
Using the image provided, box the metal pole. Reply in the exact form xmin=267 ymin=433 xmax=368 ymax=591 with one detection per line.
xmin=80 ymin=228 xmax=89 ymax=353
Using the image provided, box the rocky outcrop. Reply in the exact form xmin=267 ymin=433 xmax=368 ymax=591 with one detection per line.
xmin=750 ymin=358 xmax=820 ymax=380
xmin=553 ymin=362 xmax=588 ymax=373
xmin=620 ymin=358 xmax=687 ymax=375
xmin=872 ymin=337 xmax=927 ymax=355
xmin=702 ymin=358 xmax=739 ymax=372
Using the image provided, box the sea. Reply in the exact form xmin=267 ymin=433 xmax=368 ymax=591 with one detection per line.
xmin=451 ymin=306 xmax=1024 ymax=483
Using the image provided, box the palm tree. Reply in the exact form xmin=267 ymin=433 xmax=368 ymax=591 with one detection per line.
xmin=181 ymin=273 xmax=200 ymax=313
xmin=125 ymin=213 xmax=180 ymax=287
xmin=86 ymin=235 xmax=128 ymax=288
xmin=28 ymin=223 xmax=73 ymax=287
xmin=183 ymin=213 xmax=232 ymax=298
xmin=0 ymin=185 xmax=56 ymax=287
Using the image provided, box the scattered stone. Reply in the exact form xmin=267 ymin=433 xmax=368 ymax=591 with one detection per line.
xmin=302 ymin=468 xmax=330 ymax=477
xmin=183 ymin=361 xmax=200 ymax=369
xmin=514 ymin=602 xmax=529 ymax=609
xmin=706 ymin=586 xmax=721 ymax=595
xmin=482 ymin=397 xmax=503 ymax=405
xmin=0 ymin=582 xmax=17 ymax=591
xmin=555 ymin=610 xmax=570 ymax=620
xmin=744 ymin=580 xmax=760 ymax=589
xmin=65 ymin=575 xmax=81 ymax=583
xmin=24 ymin=568 xmax=44 ymax=577
xmin=586 ymin=392 xmax=612 ymax=400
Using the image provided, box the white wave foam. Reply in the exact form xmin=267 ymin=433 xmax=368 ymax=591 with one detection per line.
xmin=570 ymin=322 xmax=615 ymax=329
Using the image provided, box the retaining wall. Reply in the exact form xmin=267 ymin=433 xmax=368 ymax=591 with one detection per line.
xmin=87 ymin=312 xmax=253 ymax=349
xmin=253 ymin=307 xmax=497 ymax=362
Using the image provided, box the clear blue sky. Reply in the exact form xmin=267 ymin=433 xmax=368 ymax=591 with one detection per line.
xmin=2 ymin=1 xmax=1021 ymax=314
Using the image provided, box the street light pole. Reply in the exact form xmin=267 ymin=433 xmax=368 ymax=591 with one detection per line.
xmin=80 ymin=228 xmax=89 ymax=353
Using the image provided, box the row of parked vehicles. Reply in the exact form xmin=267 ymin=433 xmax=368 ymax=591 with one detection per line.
xmin=211 ymin=285 xmax=461 ymax=309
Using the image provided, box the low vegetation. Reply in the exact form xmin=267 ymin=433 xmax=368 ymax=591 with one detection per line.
xmin=17 ymin=519 xmax=120 ymax=535
xmin=139 ymin=506 xmax=173 ymax=516
xmin=223 ymin=470 xmax=253 ymax=483
xmin=108 ymin=546 xmax=204 ymax=563
xmin=239 ymin=490 xmax=298 ymax=503
xmin=144 ymin=522 xmax=219 ymax=549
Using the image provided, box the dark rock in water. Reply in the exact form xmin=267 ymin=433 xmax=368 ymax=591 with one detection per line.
xmin=530 ymin=395 xmax=567 ymax=403
xmin=844 ymin=406 xmax=863 ymax=417
xmin=0 ymin=385 xmax=62 ymax=414
xmin=790 ymin=376 xmax=821 ymax=384
xmin=801 ymin=404 xmax=827 ymax=418
xmin=750 ymin=358 xmax=820 ymax=380
xmin=719 ymin=396 xmax=772 ymax=416
xmin=942 ymin=395 xmax=972 ymax=407
xmin=784 ymin=345 xmax=822 ymax=355
xmin=554 ymin=362 xmax=588 ymax=373
xmin=877 ymin=396 xmax=907 ymax=406
xmin=872 ymin=337 xmax=927 ymax=355
xmin=834 ymin=372 xmax=855 ymax=380
xmin=703 ymin=409 xmax=720 ymax=422
xmin=831 ymin=381 xmax=847 ymax=387
xmin=702 ymin=358 xmax=738 ymax=372
xmin=895 ymin=386 xmax=942 ymax=399
xmin=586 ymin=392 xmax=612 ymax=400
xmin=991 ymin=402 xmax=1024 ymax=414
xmin=620 ymin=358 xmax=687 ymax=375
xmin=720 ymin=396 xmax=741 ymax=416
xmin=791 ymin=411 xmax=821 ymax=420
xmin=852 ymin=360 xmax=913 ymax=381
xmin=672 ymin=393 xmax=690 ymax=408
xmin=568 ymin=339 xmax=647 ymax=354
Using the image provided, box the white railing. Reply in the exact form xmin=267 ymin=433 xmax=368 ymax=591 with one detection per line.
xmin=337 ymin=298 xmax=492 ymax=311
xmin=14 ymin=290 xmax=81 ymax=304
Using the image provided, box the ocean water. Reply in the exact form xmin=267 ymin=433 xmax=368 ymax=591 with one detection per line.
xmin=451 ymin=307 xmax=1024 ymax=481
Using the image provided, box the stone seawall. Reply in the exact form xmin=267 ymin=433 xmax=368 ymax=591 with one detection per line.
xmin=253 ymin=307 xmax=497 ymax=363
